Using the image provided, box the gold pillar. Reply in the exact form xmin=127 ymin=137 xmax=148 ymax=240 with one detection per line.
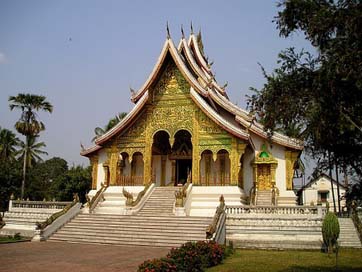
xmin=230 ymin=139 xmax=246 ymax=186
xmin=90 ymin=155 xmax=98 ymax=189
xmin=270 ymin=163 xmax=277 ymax=187
xmin=252 ymin=164 xmax=257 ymax=187
xmin=108 ymin=146 xmax=118 ymax=186
xmin=192 ymin=110 xmax=200 ymax=184
xmin=285 ymin=150 xmax=299 ymax=190
xmin=143 ymin=112 xmax=153 ymax=185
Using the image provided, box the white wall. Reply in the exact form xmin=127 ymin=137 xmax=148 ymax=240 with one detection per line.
xmin=301 ymin=176 xmax=346 ymax=212
xmin=243 ymin=147 xmax=254 ymax=196
xmin=96 ymin=149 xmax=107 ymax=189
xmin=250 ymin=133 xmax=289 ymax=197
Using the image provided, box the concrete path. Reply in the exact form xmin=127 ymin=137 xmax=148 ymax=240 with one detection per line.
xmin=0 ymin=241 xmax=169 ymax=272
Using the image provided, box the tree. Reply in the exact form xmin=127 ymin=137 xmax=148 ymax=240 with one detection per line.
xmin=322 ymin=212 xmax=340 ymax=267
xmin=0 ymin=127 xmax=19 ymax=161
xmin=17 ymin=135 xmax=48 ymax=169
xmin=92 ymin=112 xmax=127 ymax=142
xmin=0 ymin=159 xmax=22 ymax=211
xmin=52 ymin=165 xmax=91 ymax=203
xmin=247 ymin=1 xmax=362 ymax=181
xmin=9 ymin=93 xmax=53 ymax=199
xmin=26 ymin=157 xmax=68 ymax=200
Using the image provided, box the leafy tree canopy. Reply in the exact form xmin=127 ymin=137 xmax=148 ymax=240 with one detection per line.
xmin=247 ymin=0 xmax=362 ymax=178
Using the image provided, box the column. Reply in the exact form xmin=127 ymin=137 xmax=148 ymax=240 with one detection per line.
xmin=285 ymin=150 xmax=299 ymax=190
xmin=108 ymin=146 xmax=119 ymax=186
xmin=230 ymin=139 xmax=246 ymax=186
xmin=192 ymin=110 xmax=200 ymax=184
xmin=90 ymin=155 xmax=98 ymax=189
xmin=143 ymin=112 xmax=153 ymax=185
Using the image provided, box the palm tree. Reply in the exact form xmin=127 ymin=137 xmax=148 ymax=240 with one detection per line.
xmin=17 ymin=135 xmax=48 ymax=168
xmin=92 ymin=112 xmax=127 ymax=142
xmin=9 ymin=93 xmax=53 ymax=199
xmin=0 ymin=127 xmax=20 ymax=161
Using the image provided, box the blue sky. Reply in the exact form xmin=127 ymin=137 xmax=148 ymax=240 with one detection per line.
xmin=0 ymin=0 xmax=315 ymax=172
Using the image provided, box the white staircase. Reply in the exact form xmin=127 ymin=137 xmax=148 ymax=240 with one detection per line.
xmin=256 ymin=190 xmax=272 ymax=206
xmin=92 ymin=186 xmax=145 ymax=214
xmin=48 ymin=186 xmax=212 ymax=247
xmin=1 ymin=211 xmax=57 ymax=237
xmin=338 ymin=218 xmax=362 ymax=248
xmin=189 ymin=186 xmax=245 ymax=217
xmin=48 ymin=214 xmax=211 ymax=247
xmin=137 ymin=187 xmax=177 ymax=216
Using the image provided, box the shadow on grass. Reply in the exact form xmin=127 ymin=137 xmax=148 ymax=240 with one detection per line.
xmin=280 ymin=266 xmax=362 ymax=272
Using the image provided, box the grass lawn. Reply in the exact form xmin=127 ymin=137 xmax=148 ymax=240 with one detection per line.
xmin=207 ymin=248 xmax=362 ymax=272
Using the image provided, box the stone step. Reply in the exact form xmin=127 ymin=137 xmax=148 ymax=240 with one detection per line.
xmin=49 ymin=236 xmax=193 ymax=248
xmin=53 ymin=230 xmax=205 ymax=240
xmin=66 ymin=220 xmax=210 ymax=228
xmin=228 ymin=238 xmax=322 ymax=250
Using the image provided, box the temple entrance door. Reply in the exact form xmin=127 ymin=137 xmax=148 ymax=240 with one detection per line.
xmin=257 ymin=164 xmax=272 ymax=190
xmin=176 ymin=159 xmax=192 ymax=185
xmin=170 ymin=130 xmax=193 ymax=186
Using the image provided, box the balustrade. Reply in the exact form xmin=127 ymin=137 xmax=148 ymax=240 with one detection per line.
xmin=200 ymin=175 xmax=230 ymax=186
xmin=118 ymin=176 xmax=144 ymax=186
xmin=11 ymin=200 xmax=71 ymax=210
xmin=226 ymin=205 xmax=327 ymax=216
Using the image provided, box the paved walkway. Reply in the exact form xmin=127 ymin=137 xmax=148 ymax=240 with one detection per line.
xmin=0 ymin=241 xmax=169 ymax=272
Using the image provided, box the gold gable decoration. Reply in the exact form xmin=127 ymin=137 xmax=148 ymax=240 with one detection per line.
xmin=252 ymin=144 xmax=278 ymax=191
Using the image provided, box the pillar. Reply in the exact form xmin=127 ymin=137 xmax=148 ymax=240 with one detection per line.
xmin=90 ymin=155 xmax=98 ymax=189
xmin=285 ymin=150 xmax=299 ymax=190
xmin=230 ymin=139 xmax=246 ymax=186
xmin=192 ymin=110 xmax=200 ymax=184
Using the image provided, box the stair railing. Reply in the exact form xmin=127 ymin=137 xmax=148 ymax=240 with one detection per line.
xmin=123 ymin=182 xmax=153 ymax=207
xmin=271 ymin=185 xmax=279 ymax=206
xmin=32 ymin=193 xmax=82 ymax=241
xmin=206 ymin=195 xmax=226 ymax=245
xmin=175 ymin=172 xmax=192 ymax=208
xmin=123 ymin=182 xmax=155 ymax=215
xmin=86 ymin=182 xmax=107 ymax=213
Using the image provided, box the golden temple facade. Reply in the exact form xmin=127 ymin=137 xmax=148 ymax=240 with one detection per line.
xmin=81 ymin=29 xmax=303 ymax=205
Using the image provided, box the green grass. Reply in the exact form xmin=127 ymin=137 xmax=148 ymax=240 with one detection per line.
xmin=207 ymin=249 xmax=362 ymax=272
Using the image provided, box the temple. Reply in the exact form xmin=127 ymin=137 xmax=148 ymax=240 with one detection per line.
xmin=81 ymin=28 xmax=303 ymax=208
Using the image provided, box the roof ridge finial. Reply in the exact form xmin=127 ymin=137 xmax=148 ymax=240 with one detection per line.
xmin=190 ymin=21 xmax=194 ymax=35
xmin=181 ymin=24 xmax=185 ymax=39
xmin=166 ymin=21 xmax=170 ymax=39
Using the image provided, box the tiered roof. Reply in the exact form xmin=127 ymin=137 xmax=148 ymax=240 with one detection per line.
xmin=81 ymin=29 xmax=303 ymax=157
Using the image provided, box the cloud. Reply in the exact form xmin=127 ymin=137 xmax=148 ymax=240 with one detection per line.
xmin=0 ymin=52 xmax=6 ymax=63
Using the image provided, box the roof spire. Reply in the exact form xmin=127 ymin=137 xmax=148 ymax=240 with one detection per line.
xmin=166 ymin=21 xmax=170 ymax=39
xmin=181 ymin=24 xmax=185 ymax=39
xmin=190 ymin=21 xmax=194 ymax=35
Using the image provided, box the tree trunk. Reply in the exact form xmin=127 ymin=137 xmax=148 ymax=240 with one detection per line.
xmin=335 ymin=163 xmax=341 ymax=215
xmin=20 ymin=136 xmax=28 ymax=200
xmin=328 ymin=152 xmax=336 ymax=213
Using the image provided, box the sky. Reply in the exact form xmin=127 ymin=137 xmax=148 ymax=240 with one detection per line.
xmin=0 ymin=0 xmax=315 ymax=175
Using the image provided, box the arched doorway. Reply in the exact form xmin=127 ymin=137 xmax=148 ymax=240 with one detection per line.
xmin=170 ymin=130 xmax=192 ymax=185
xmin=215 ymin=150 xmax=231 ymax=186
xmin=199 ymin=150 xmax=214 ymax=185
xmin=152 ymin=130 xmax=171 ymax=186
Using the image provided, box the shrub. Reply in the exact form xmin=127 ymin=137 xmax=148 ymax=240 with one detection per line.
xmin=138 ymin=241 xmax=225 ymax=272
xmin=322 ymin=212 xmax=340 ymax=254
xmin=138 ymin=257 xmax=176 ymax=272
